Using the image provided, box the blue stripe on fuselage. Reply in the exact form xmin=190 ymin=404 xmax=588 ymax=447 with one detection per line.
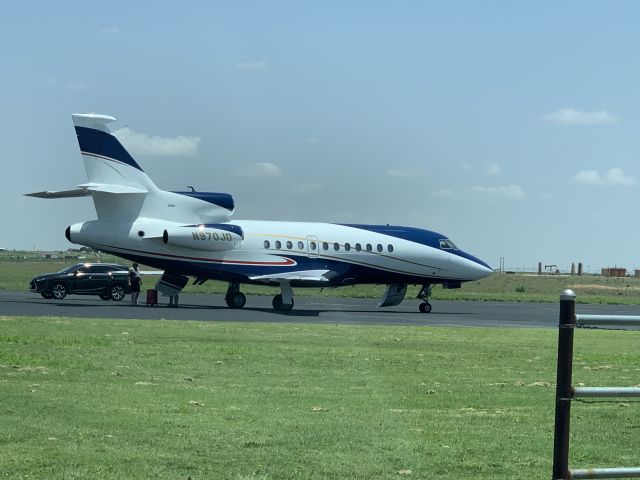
xmin=75 ymin=126 xmax=143 ymax=171
xmin=338 ymin=224 xmax=492 ymax=270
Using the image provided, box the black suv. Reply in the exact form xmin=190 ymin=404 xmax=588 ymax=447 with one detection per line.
xmin=30 ymin=263 xmax=132 ymax=301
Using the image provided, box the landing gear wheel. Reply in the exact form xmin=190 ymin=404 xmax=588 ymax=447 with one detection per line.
xmin=272 ymin=294 xmax=294 ymax=312
xmin=110 ymin=284 xmax=126 ymax=301
xmin=41 ymin=292 xmax=53 ymax=299
xmin=225 ymin=291 xmax=247 ymax=309
xmin=52 ymin=282 xmax=67 ymax=300
xmin=419 ymin=302 xmax=432 ymax=313
xmin=99 ymin=293 xmax=111 ymax=300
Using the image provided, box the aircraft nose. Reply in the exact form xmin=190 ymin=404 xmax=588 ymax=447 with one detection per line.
xmin=456 ymin=252 xmax=494 ymax=280
xmin=470 ymin=259 xmax=493 ymax=279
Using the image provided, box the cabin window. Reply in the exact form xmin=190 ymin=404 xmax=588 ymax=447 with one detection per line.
xmin=298 ymin=241 xmax=304 ymax=250
xmin=355 ymin=243 xmax=362 ymax=252
xmin=345 ymin=243 xmax=351 ymax=251
xmin=310 ymin=241 xmax=317 ymax=250
xmin=286 ymin=241 xmax=293 ymax=250
xmin=388 ymin=244 xmax=394 ymax=253
xmin=323 ymin=242 xmax=329 ymax=250
xmin=264 ymin=240 xmax=270 ymax=249
xmin=366 ymin=243 xmax=372 ymax=252
xmin=138 ymin=230 xmax=145 ymax=237
xmin=376 ymin=244 xmax=383 ymax=253
xmin=275 ymin=240 xmax=282 ymax=249
xmin=334 ymin=242 xmax=340 ymax=251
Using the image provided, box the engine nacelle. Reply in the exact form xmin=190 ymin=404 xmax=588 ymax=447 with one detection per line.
xmin=162 ymin=224 xmax=243 ymax=251
xmin=66 ymin=220 xmax=114 ymax=246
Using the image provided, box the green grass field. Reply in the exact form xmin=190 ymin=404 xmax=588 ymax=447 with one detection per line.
xmin=4 ymin=258 xmax=640 ymax=304
xmin=1 ymin=317 xmax=638 ymax=479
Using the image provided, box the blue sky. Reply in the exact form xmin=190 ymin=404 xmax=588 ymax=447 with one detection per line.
xmin=2 ymin=1 xmax=640 ymax=271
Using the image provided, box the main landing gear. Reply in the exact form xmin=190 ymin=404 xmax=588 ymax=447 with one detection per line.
xmin=225 ymin=281 xmax=295 ymax=312
xmin=225 ymin=282 xmax=247 ymax=309
xmin=417 ymin=284 xmax=433 ymax=313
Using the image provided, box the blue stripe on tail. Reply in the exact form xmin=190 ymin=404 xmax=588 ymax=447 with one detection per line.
xmin=75 ymin=126 xmax=143 ymax=171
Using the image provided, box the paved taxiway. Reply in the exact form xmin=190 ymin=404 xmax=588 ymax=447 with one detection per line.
xmin=2 ymin=290 xmax=640 ymax=328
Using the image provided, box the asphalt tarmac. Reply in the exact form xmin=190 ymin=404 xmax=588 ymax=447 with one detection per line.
xmin=3 ymin=290 xmax=640 ymax=328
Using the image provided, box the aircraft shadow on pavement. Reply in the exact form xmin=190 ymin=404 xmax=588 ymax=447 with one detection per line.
xmin=2 ymin=298 xmax=477 ymax=318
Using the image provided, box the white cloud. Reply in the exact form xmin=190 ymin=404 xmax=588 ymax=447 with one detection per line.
xmin=471 ymin=184 xmax=526 ymax=200
xmin=237 ymin=162 xmax=282 ymax=177
xmin=539 ymin=192 xmax=555 ymax=202
xmin=66 ymin=82 xmax=86 ymax=91
xmin=100 ymin=25 xmax=120 ymax=34
xmin=431 ymin=184 xmax=525 ymax=200
xmin=486 ymin=162 xmax=501 ymax=176
xmin=542 ymin=108 xmax=619 ymax=125
xmin=430 ymin=188 xmax=454 ymax=198
xmin=114 ymin=128 xmax=201 ymax=157
xmin=292 ymin=183 xmax=323 ymax=194
xmin=387 ymin=169 xmax=422 ymax=178
xmin=571 ymin=168 xmax=636 ymax=186
xmin=236 ymin=61 xmax=267 ymax=70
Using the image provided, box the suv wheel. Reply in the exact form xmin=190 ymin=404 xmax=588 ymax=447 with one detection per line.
xmin=52 ymin=282 xmax=67 ymax=300
xmin=110 ymin=284 xmax=126 ymax=301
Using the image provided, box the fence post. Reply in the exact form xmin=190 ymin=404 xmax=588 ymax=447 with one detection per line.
xmin=552 ymin=289 xmax=576 ymax=479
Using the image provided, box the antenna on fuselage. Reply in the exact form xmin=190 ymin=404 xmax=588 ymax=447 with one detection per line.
xmin=187 ymin=186 xmax=196 ymax=192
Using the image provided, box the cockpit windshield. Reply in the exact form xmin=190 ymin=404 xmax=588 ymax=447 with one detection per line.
xmin=439 ymin=238 xmax=458 ymax=250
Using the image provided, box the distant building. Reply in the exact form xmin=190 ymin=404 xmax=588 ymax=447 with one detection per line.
xmin=602 ymin=267 xmax=627 ymax=277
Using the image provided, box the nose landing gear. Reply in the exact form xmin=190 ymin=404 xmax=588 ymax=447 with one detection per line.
xmin=417 ymin=284 xmax=433 ymax=313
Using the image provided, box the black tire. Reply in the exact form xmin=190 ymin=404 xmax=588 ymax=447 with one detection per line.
xmin=51 ymin=282 xmax=67 ymax=300
xmin=110 ymin=284 xmax=126 ymax=302
xmin=99 ymin=293 xmax=112 ymax=300
xmin=225 ymin=292 xmax=246 ymax=309
xmin=40 ymin=291 xmax=53 ymax=299
xmin=272 ymin=294 xmax=294 ymax=312
xmin=419 ymin=302 xmax=432 ymax=313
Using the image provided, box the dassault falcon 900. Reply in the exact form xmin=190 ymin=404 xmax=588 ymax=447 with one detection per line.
xmin=26 ymin=113 xmax=492 ymax=312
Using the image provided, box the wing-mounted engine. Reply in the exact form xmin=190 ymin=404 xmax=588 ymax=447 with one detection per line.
xmin=163 ymin=223 xmax=243 ymax=251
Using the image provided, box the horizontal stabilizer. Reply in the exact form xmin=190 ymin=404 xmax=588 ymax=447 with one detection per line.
xmin=249 ymin=269 xmax=332 ymax=283
xmin=78 ymin=183 xmax=148 ymax=194
xmin=25 ymin=189 xmax=91 ymax=199
xmin=25 ymin=183 xmax=148 ymax=199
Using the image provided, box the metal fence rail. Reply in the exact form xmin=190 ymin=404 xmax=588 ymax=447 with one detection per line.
xmin=576 ymin=314 xmax=640 ymax=327
xmin=552 ymin=290 xmax=640 ymax=480
xmin=573 ymin=387 xmax=640 ymax=398
xmin=570 ymin=468 xmax=640 ymax=479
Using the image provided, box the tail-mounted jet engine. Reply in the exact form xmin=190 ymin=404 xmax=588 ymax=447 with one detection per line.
xmin=162 ymin=224 xmax=243 ymax=251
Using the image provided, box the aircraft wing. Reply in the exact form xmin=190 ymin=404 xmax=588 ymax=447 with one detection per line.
xmin=249 ymin=269 xmax=332 ymax=283
xmin=25 ymin=183 xmax=147 ymax=199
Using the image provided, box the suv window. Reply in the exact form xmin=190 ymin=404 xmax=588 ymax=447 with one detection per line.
xmin=92 ymin=265 xmax=113 ymax=273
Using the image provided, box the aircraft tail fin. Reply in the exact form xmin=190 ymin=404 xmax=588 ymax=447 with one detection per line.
xmin=72 ymin=113 xmax=157 ymax=192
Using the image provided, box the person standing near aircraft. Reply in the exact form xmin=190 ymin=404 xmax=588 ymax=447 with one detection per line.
xmin=128 ymin=263 xmax=141 ymax=305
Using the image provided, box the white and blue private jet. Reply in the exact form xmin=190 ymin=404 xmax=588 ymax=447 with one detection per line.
xmin=27 ymin=114 xmax=492 ymax=312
